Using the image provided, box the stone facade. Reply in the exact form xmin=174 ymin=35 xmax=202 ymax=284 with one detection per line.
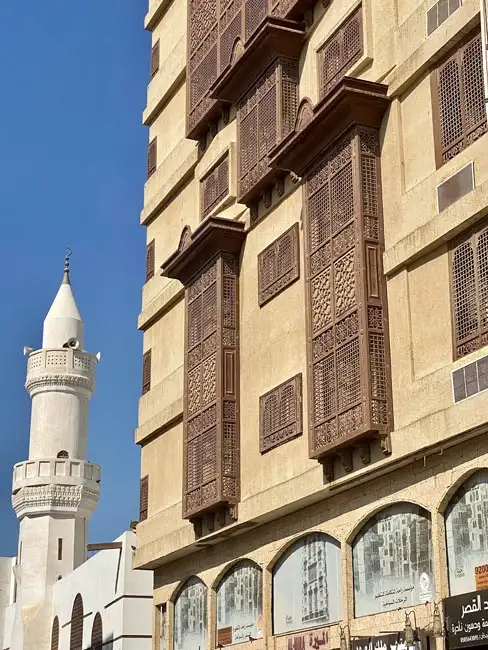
xmin=136 ymin=1 xmax=488 ymax=650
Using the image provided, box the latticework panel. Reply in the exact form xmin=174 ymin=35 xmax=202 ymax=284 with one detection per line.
xmin=258 ymin=222 xmax=300 ymax=305
xmin=318 ymin=6 xmax=363 ymax=98
xmin=91 ymin=613 xmax=103 ymax=650
xmin=260 ymin=374 xmax=302 ymax=452
xmin=147 ymin=137 xmax=157 ymax=179
xmin=237 ymin=58 xmax=298 ymax=200
xmin=201 ymin=153 xmax=230 ymax=219
xmin=150 ymin=40 xmax=160 ymax=79
xmin=142 ymin=350 xmax=151 ymax=395
xmin=70 ymin=594 xmax=84 ymax=650
xmin=139 ymin=475 xmax=149 ymax=521
xmin=451 ymin=222 xmax=488 ymax=358
xmin=305 ymin=128 xmax=391 ymax=459
xmin=434 ymin=30 xmax=487 ymax=165
xmin=146 ymin=239 xmax=155 ymax=282
xmin=184 ymin=255 xmax=240 ymax=519
xmin=51 ymin=617 xmax=59 ymax=650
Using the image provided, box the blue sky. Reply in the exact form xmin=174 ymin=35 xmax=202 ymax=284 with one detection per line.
xmin=0 ymin=1 xmax=149 ymax=555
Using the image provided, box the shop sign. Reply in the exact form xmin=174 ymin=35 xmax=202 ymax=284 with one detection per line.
xmin=475 ymin=565 xmax=488 ymax=591
xmin=444 ymin=588 xmax=488 ymax=649
xmin=352 ymin=633 xmax=420 ymax=650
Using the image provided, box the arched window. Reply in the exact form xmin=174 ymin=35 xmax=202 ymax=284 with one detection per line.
xmin=70 ymin=593 xmax=84 ymax=650
xmin=174 ymin=577 xmax=207 ymax=650
xmin=57 ymin=450 xmax=69 ymax=459
xmin=352 ymin=503 xmax=435 ymax=617
xmin=272 ymin=533 xmax=342 ymax=634
xmin=445 ymin=469 xmax=488 ymax=595
xmin=216 ymin=560 xmax=263 ymax=645
xmin=91 ymin=612 xmax=103 ymax=650
xmin=51 ymin=616 xmax=59 ymax=650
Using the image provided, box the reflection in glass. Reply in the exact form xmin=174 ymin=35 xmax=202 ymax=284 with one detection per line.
xmin=216 ymin=561 xmax=263 ymax=645
xmin=174 ymin=577 xmax=207 ymax=650
xmin=446 ymin=470 xmax=488 ymax=595
xmin=273 ymin=533 xmax=342 ymax=634
xmin=353 ymin=503 xmax=435 ymax=617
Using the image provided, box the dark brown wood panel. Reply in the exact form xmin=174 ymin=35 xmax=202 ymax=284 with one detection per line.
xmin=51 ymin=617 xmax=59 ymax=650
xmin=260 ymin=374 xmax=302 ymax=452
xmin=142 ymin=350 xmax=152 ymax=395
xmin=450 ymin=219 xmax=488 ymax=359
xmin=147 ymin=138 xmax=157 ymax=179
xmin=432 ymin=29 xmax=487 ymax=166
xmin=91 ymin=612 xmax=103 ymax=650
xmin=304 ymin=128 xmax=392 ymax=462
xmin=139 ymin=475 xmax=149 ymax=521
xmin=146 ymin=240 xmax=155 ymax=282
xmin=70 ymin=594 xmax=84 ymax=650
xmin=258 ymin=222 xmax=300 ymax=306
xmin=201 ymin=153 xmax=229 ymax=219
xmin=150 ymin=40 xmax=160 ymax=78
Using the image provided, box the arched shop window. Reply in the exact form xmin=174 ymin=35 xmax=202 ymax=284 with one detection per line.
xmin=445 ymin=469 xmax=488 ymax=595
xmin=352 ymin=503 xmax=435 ymax=616
xmin=273 ymin=533 xmax=342 ymax=634
xmin=216 ymin=560 xmax=263 ymax=645
xmin=174 ymin=577 xmax=207 ymax=650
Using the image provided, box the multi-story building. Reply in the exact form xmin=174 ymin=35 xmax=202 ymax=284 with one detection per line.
xmin=135 ymin=1 xmax=488 ymax=650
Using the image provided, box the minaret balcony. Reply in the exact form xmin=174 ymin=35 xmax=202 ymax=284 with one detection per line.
xmin=25 ymin=348 xmax=98 ymax=395
xmin=12 ymin=458 xmax=100 ymax=494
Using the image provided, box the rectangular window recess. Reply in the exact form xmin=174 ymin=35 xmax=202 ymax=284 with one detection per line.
xmin=437 ymin=162 xmax=474 ymax=213
xmin=57 ymin=538 xmax=63 ymax=561
xmin=452 ymin=353 xmax=488 ymax=403
xmin=427 ymin=0 xmax=461 ymax=36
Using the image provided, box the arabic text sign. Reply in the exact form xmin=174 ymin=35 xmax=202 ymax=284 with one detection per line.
xmin=475 ymin=565 xmax=488 ymax=591
xmin=351 ymin=633 xmax=420 ymax=650
xmin=444 ymin=588 xmax=488 ymax=649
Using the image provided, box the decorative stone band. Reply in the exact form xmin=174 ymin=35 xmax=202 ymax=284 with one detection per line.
xmin=12 ymin=483 xmax=99 ymax=519
xmin=12 ymin=458 xmax=101 ymax=493
xmin=25 ymin=372 xmax=95 ymax=396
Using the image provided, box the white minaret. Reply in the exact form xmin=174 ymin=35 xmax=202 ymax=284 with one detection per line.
xmin=11 ymin=252 xmax=101 ymax=612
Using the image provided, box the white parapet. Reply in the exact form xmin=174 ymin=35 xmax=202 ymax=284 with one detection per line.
xmin=25 ymin=348 xmax=97 ymax=396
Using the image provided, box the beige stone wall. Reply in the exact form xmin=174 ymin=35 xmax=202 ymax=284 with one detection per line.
xmin=137 ymin=0 xmax=488 ymax=646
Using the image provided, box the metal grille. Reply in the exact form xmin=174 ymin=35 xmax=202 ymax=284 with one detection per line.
xmin=258 ymin=223 xmax=300 ymax=306
xmin=237 ymin=59 xmax=298 ymax=200
xmin=150 ymin=40 xmax=160 ymax=78
xmin=146 ymin=240 xmax=155 ymax=282
xmin=435 ymin=30 xmax=487 ymax=164
xmin=139 ymin=475 xmax=149 ymax=521
xmin=260 ymin=375 xmax=302 ymax=452
xmin=142 ymin=350 xmax=151 ymax=395
xmin=201 ymin=153 xmax=230 ymax=219
xmin=91 ymin=613 xmax=103 ymax=650
xmin=51 ymin=617 xmax=59 ymax=650
xmin=305 ymin=129 xmax=391 ymax=458
xmin=70 ymin=594 xmax=84 ymax=650
xmin=147 ymin=137 xmax=157 ymax=179
xmin=451 ymin=222 xmax=488 ymax=358
xmin=184 ymin=255 xmax=239 ymax=519
xmin=318 ymin=6 xmax=363 ymax=98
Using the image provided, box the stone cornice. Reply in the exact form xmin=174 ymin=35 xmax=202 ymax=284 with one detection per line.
xmin=12 ymin=484 xmax=99 ymax=519
xmin=25 ymin=373 xmax=95 ymax=395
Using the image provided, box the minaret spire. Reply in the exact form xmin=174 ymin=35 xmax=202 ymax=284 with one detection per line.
xmin=63 ymin=247 xmax=72 ymax=285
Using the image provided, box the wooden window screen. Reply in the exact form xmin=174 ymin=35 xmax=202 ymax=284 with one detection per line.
xmin=142 ymin=350 xmax=152 ymax=395
xmin=69 ymin=593 xmax=84 ymax=650
xmin=258 ymin=223 xmax=300 ymax=306
xmin=150 ymin=40 xmax=160 ymax=78
xmin=184 ymin=255 xmax=240 ymax=519
xmin=318 ymin=6 xmax=363 ymax=99
xmin=450 ymin=221 xmax=488 ymax=358
xmin=433 ymin=30 xmax=487 ymax=166
xmin=146 ymin=240 xmax=155 ymax=282
xmin=305 ymin=128 xmax=392 ymax=459
xmin=51 ymin=617 xmax=59 ymax=650
xmin=237 ymin=58 xmax=298 ymax=200
xmin=201 ymin=154 xmax=229 ymax=219
xmin=91 ymin=612 xmax=103 ymax=650
xmin=147 ymin=138 xmax=157 ymax=179
xmin=140 ymin=475 xmax=149 ymax=521
xmin=260 ymin=374 xmax=302 ymax=452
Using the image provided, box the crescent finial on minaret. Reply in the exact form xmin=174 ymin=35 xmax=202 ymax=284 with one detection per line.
xmin=63 ymin=247 xmax=72 ymax=285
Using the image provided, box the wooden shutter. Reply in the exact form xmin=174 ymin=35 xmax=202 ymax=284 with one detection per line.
xmin=150 ymin=40 xmax=160 ymax=78
xmin=258 ymin=223 xmax=300 ymax=306
xmin=91 ymin=612 xmax=103 ymax=650
xmin=51 ymin=617 xmax=59 ymax=650
xmin=260 ymin=374 xmax=302 ymax=452
xmin=142 ymin=350 xmax=152 ymax=395
xmin=305 ymin=128 xmax=391 ymax=464
xmin=434 ymin=30 xmax=487 ymax=165
xmin=201 ymin=154 xmax=229 ymax=219
xmin=146 ymin=240 xmax=155 ymax=282
xmin=451 ymin=223 xmax=488 ymax=358
xmin=147 ymin=137 xmax=157 ymax=179
xmin=318 ymin=6 xmax=363 ymax=98
xmin=70 ymin=593 xmax=84 ymax=650
xmin=139 ymin=475 xmax=149 ymax=521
